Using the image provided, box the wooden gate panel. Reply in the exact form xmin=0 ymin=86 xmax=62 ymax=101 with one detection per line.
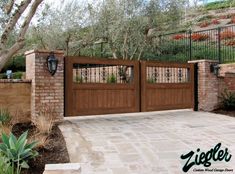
xmin=141 ymin=61 xmax=194 ymax=112
xmin=65 ymin=57 xmax=140 ymax=116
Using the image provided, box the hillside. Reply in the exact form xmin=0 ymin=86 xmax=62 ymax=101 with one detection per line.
xmin=182 ymin=2 xmax=235 ymax=32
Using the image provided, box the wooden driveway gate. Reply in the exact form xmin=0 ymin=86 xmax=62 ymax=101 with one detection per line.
xmin=65 ymin=57 xmax=195 ymax=116
xmin=65 ymin=57 xmax=140 ymax=116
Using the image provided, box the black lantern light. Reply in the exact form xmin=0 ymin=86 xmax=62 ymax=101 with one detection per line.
xmin=47 ymin=52 xmax=58 ymax=76
xmin=210 ymin=63 xmax=220 ymax=76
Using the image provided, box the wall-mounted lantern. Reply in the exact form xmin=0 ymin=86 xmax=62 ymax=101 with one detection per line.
xmin=210 ymin=63 xmax=220 ymax=76
xmin=47 ymin=52 xmax=58 ymax=76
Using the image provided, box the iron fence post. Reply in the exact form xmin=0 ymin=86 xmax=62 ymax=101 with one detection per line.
xmin=218 ymin=27 xmax=221 ymax=63
xmin=101 ymin=42 xmax=103 ymax=57
xmin=189 ymin=29 xmax=192 ymax=61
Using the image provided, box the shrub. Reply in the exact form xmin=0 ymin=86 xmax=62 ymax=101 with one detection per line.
xmin=191 ymin=33 xmax=209 ymax=41
xmin=219 ymin=15 xmax=228 ymax=19
xmin=0 ymin=108 xmax=12 ymax=125
xmin=199 ymin=21 xmax=210 ymax=28
xmin=231 ymin=17 xmax=235 ymax=24
xmin=29 ymin=133 xmax=49 ymax=150
xmin=34 ymin=104 xmax=55 ymax=135
xmin=31 ymin=104 xmax=55 ymax=149
xmin=106 ymin=73 xmax=117 ymax=83
xmin=74 ymin=75 xmax=83 ymax=83
xmin=197 ymin=15 xmax=214 ymax=22
xmin=0 ymin=153 xmax=13 ymax=174
xmin=172 ymin=34 xmax=185 ymax=40
xmin=0 ymin=108 xmax=12 ymax=137
xmin=0 ymin=73 xmax=7 ymax=79
xmin=147 ymin=77 xmax=156 ymax=83
xmin=204 ymin=1 xmax=235 ymax=11
xmin=220 ymin=30 xmax=235 ymax=40
xmin=0 ymin=72 xmax=23 ymax=79
xmin=13 ymin=72 xmax=23 ymax=79
xmin=0 ymin=131 xmax=38 ymax=174
xmin=225 ymin=40 xmax=235 ymax=46
xmin=211 ymin=19 xmax=220 ymax=25
xmin=219 ymin=89 xmax=235 ymax=110
xmin=33 ymin=115 xmax=54 ymax=136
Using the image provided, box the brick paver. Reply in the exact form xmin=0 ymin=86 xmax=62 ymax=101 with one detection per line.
xmin=59 ymin=110 xmax=235 ymax=174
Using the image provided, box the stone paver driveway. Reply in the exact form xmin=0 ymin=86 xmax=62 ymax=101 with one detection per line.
xmin=59 ymin=110 xmax=235 ymax=174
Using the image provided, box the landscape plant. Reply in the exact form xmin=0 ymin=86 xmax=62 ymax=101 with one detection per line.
xmin=191 ymin=33 xmax=209 ymax=41
xmin=219 ymin=89 xmax=235 ymax=110
xmin=199 ymin=21 xmax=210 ymax=28
xmin=74 ymin=75 xmax=83 ymax=83
xmin=0 ymin=108 xmax=12 ymax=136
xmin=0 ymin=131 xmax=38 ymax=174
xmin=31 ymin=104 xmax=55 ymax=149
xmin=204 ymin=0 xmax=235 ymax=11
xmin=172 ymin=34 xmax=185 ymax=40
xmin=211 ymin=19 xmax=220 ymax=25
xmin=12 ymin=72 xmax=23 ymax=79
xmin=0 ymin=108 xmax=12 ymax=125
xmin=107 ymin=74 xmax=117 ymax=83
xmin=220 ymin=30 xmax=235 ymax=40
xmin=231 ymin=17 xmax=235 ymax=24
xmin=147 ymin=77 xmax=156 ymax=83
xmin=0 ymin=153 xmax=13 ymax=174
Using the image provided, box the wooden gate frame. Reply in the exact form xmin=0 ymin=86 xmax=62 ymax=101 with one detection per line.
xmin=140 ymin=61 xmax=195 ymax=112
xmin=65 ymin=56 xmax=140 ymax=116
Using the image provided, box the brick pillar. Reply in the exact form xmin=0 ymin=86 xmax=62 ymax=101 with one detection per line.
xmin=25 ymin=50 xmax=64 ymax=121
xmin=188 ymin=60 xmax=219 ymax=111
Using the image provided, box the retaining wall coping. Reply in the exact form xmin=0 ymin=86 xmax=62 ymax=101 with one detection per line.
xmin=188 ymin=59 xmax=219 ymax=63
xmin=0 ymin=79 xmax=31 ymax=83
xmin=45 ymin=163 xmax=81 ymax=171
xmin=25 ymin=49 xmax=64 ymax=56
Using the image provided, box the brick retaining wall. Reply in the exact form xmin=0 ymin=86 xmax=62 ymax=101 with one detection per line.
xmin=189 ymin=60 xmax=235 ymax=111
xmin=0 ymin=79 xmax=31 ymax=123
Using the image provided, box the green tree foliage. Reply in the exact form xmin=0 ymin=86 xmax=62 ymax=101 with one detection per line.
xmin=25 ymin=0 xmax=187 ymax=60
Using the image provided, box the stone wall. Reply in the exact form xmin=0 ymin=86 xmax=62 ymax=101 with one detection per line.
xmin=0 ymin=79 xmax=31 ymax=123
xmin=25 ymin=50 xmax=64 ymax=121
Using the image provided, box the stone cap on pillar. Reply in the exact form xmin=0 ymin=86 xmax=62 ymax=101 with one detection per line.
xmin=25 ymin=50 xmax=64 ymax=56
xmin=188 ymin=59 xmax=219 ymax=64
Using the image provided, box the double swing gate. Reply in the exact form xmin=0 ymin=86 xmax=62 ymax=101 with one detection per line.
xmin=65 ymin=57 xmax=195 ymax=116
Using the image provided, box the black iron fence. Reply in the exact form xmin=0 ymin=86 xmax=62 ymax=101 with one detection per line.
xmin=157 ymin=24 xmax=235 ymax=63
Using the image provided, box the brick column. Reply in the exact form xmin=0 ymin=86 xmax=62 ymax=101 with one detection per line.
xmin=189 ymin=60 xmax=219 ymax=111
xmin=25 ymin=50 xmax=64 ymax=121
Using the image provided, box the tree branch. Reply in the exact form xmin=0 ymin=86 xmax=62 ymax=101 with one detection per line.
xmin=18 ymin=0 xmax=44 ymax=41
xmin=130 ymin=46 xmax=138 ymax=60
xmin=0 ymin=0 xmax=32 ymax=48
xmin=0 ymin=40 xmax=24 ymax=70
xmin=5 ymin=0 xmax=15 ymax=15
